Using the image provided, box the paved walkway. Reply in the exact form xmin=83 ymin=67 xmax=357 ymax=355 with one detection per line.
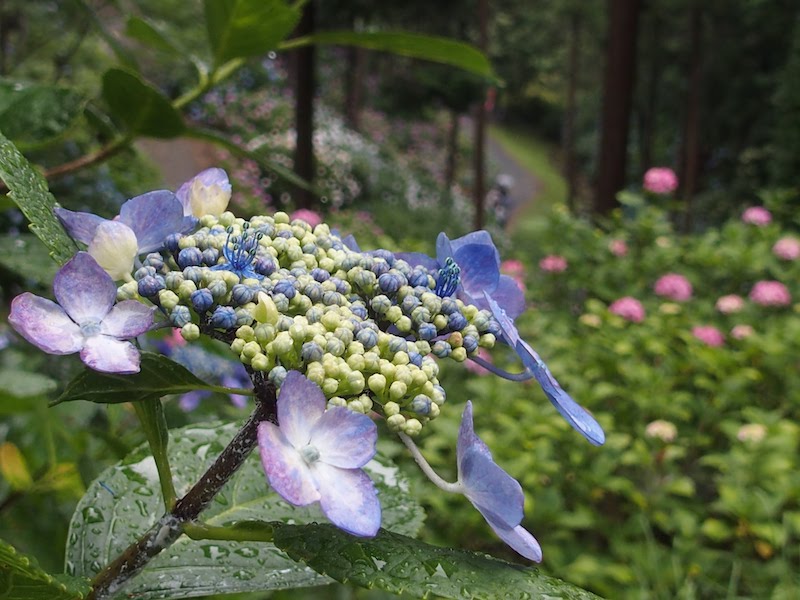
xmin=486 ymin=130 xmax=542 ymax=229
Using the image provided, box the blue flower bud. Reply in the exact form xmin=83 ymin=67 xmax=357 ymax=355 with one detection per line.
xmin=311 ymin=267 xmax=330 ymax=282
xmin=440 ymin=297 xmax=459 ymax=315
xmin=411 ymin=394 xmax=432 ymax=415
xmin=276 ymin=229 xmax=292 ymax=239
xmin=258 ymin=222 xmax=276 ymax=238
xmin=411 ymin=306 xmax=432 ymax=325
xmin=357 ymin=328 xmax=378 ymax=349
xmin=254 ymin=256 xmax=276 ymax=277
xmin=169 ymin=305 xmax=192 ymax=328
xmin=371 ymin=261 xmax=389 ymax=277
xmin=143 ymin=253 xmax=164 ymax=271
xmin=329 ymin=277 xmax=349 ymax=295
xmin=378 ymin=272 xmax=403 ymax=294
xmin=388 ymin=336 xmax=408 ymax=354
xmin=372 ymin=249 xmax=395 ymax=264
xmin=182 ymin=266 xmax=204 ymax=285
xmin=334 ymin=327 xmax=354 ymax=346
xmin=342 ymin=254 xmax=361 ymax=270
xmin=301 ymin=341 xmax=324 ymax=363
xmin=207 ymin=280 xmax=228 ymax=300
xmin=371 ymin=295 xmax=392 ymax=314
xmin=165 ymin=233 xmax=183 ymax=253
xmin=272 ymin=279 xmax=296 ymax=300
xmin=408 ymin=269 xmax=429 ymax=288
xmin=304 ymin=281 xmax=323 ymax=302
xmin=272 ymin=293 xmax=290 ymax=313
xmin=417 ymin=322 xmax=437 ymax=341
xmin=463 ymin=334 xmax=479 ymax=353
xmin=353 ymin=269 xmax=376 ymax=291
xmin=178 ymin=247 xmax=204 ymax=269
xmin=432 ymin=340 xmax=451 ymax=358
xmin=408 ymin=351 xmax=423 ymax=367
xmin=306 ymin=306 xmax=324 ymax=323
xmin=487 ymin=319 xmax=503 ymax=338
xmin=400 ymin=294 xmax=421 ymax=314
xmin=191 ymin=288 xmax=214 ymax=312
xmin=268 ymin=365 xmax=288 ymax=387
xmin=202 ymin=248 xmax=220 ymax=266
xmin=231 ymin=283 xmax=256 ymax=305
xmin=210 ymin=306 xmax=237 ymax=329
xmin=138 ymin=275 xmax=165 ymax=297
xmin=134 ymin=266 xmax=157 ymax=281
xmin=448 ymin=312 xmax=468 ymax=331
xmin=322 ymin=291 xmax=344 ymax=306
xmin=350 ymin=303 xmax=368 ymax=320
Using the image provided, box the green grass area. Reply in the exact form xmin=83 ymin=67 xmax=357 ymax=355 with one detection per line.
xmin=488 ymin=124 xmax=566 ymax=218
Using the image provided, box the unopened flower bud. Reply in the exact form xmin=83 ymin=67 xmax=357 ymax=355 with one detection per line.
xmin=386 ymin=414 xmax=406 ymax=431
xmin=403 ymin=418 xmax=423 ymax=436
xmin=180 ymin=322 xmax=200 ymax=341
xmin=158 ymin=290 xmax=180 ymax=310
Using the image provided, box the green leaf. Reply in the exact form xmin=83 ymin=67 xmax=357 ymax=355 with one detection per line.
xmin=0 ymin=131 xmax=77 ymax=264
xmin=273 ymin=524 xmax=602 ymax=600
xmin=102 ymin=69 xmax=185 ymax=138
xmin=0 ymin=81 xmax=85 ymax=149
xmin=281 ymin=31 xmax=494 ymax=79
xmin=66 ymin=422 xmax=424 ymax=599
xmin=0 ymin=234 xmax=60 ymax=284
xmin=204 ymin=0 xmax=302 ymax=65
xmin=53 ymin=352 xmax=247 ymax=406
xmin=0 ymin=537 xmax=91 ymax=600
xmin=125 ymin=17 xmax=183 ymax=56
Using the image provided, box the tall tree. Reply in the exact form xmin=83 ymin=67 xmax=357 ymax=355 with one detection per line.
xmin=680 ymin=2 xmax=703 ymax=230
xmin=562 ymin=7 xmax=581 ymax=212
xmin=473 ymin=0 xmax=488 ymax=229
xmin=292 ymin=0 xmax=316 ymax=209
xmin=593 ymin=0 xmax=641 ymax=215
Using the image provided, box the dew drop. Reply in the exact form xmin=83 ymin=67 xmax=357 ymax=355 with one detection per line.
xmin=82 ymin=506 xmax=105 ymax=523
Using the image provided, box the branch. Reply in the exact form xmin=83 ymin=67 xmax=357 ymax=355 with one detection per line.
xmin=87 ymin=380 xmax=277 ymax=600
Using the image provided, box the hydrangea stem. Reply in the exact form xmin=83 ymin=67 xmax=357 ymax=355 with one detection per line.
xmin=87 ymin=379 xmax=277 ymax=600
xmin=397 ymin=432 xmax=463 ymax=494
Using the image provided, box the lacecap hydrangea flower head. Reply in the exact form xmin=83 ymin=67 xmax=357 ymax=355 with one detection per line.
xmin=8 ymin=168 xmax=606 ymax=560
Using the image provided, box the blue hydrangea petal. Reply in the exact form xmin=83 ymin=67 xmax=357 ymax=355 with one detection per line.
xmin=484 ymin=293 xmax=521 ymax=346
xmin=119 ymin=190 xmax=185 ymax=253
xmin=310 ymin=406 xmax=377 ymax=469
xmin=434 ymin=231 xmax=454 ymax=266
xmin=342 ymin=234 xmax=361 ymax=252
xmin=515 ymin=339 xmax=606 ymax=446
xmin=277 ymin=371 xmax=326 ymax=449
xmin=447 ymin=230 xmax=496 ymax=256
xmin=452 ymin=243 xmax=500 ymax=295
xmin=179 ymin=390 xmax=208 ymax=411
xmin=479 ymin=275 xmax=525 ymax=319
xmin=393 ymin=252 xmax=439 ymax=272
xmin=54 ymin=252 xmax=116 ymax=325
xmin=457 ymin=402 xmax=524 ymax=529
xmin=8 ymin=293 xmax=83 ymax=354
xmin=100 ymin=300 xmax=154 ymax=338
xmin=80 ymin=335 xmax=141 ymax=374
xmin=312 ymin=462 xmax=381 ymax=537
xmin=481 ymin=515 xmax=543 ymax=562
xmin=257 ymin=421 xmax=320 ymax=505
xmin=54 ymin=208 xmax=105 ymax=245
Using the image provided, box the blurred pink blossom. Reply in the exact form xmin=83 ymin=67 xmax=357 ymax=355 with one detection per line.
xmin=737 ymin=423 xmax=766 ymax=443
xmin=731 ymin=324 xmax=754 ymax=339
xmin=643 ymin=167 xmax=678 ymax=194
xmin=749 ymin=280 xmax=791 ymax=306
xmin=290 ymin=208 xmax=323 ymax=228
xmin=715 ymin=294 xmax=745 ymax=314
xmin=692 ymin=325 xmax=725 ymax=347
xmin=654 ymin=273 xmax=693 ymax=302
xmin=645 ymin=420 xmax=677 ymax=442
xmin=608 ymin=239 xmax=628 ymax=257
xmin=464 ymin=348 xmax=493 ymax=376
xmin=741 ymin=206 xmax=772 ymax=226
xmin=501 ymin=259 xmax=525 ymax=277
xmin=609 ymin=297 xmax=645 ymax=323
xmin=539 ymin=255 xmax=568 ymax=273
xmin=773 ymin=237 xmax=800 ymax=261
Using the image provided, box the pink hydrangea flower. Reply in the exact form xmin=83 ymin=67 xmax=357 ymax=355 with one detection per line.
xmin=773 ymin=237 xmax=800 ymax=261
xmin=749 ymin=280 xmax=791 ymax=306
xmin=715 ymin=294 xmax=745 ymax=314
xmin=645 ymin=420 xmax=677 ymax=443
xmin=608 ymin=239 xmax=628 ymax=257
xmin=609 ymin=297 xmax=645 ymax=323
xmin=731 ymin=324 xmax=754 ymax=339
xmin=654 ymin=273 xmax=693 ymax=302
xmin=741 ymin=206 xmax=772 ymax=226
xmin=539 ymin=255 xmax=568 ymax=273
xmin=643 ymin=167 xmax=678 ymax=194
xmin=500 ymin=259 xmax=525 ymax=277
xmin=291 ymin=208 xmax=323 ymax=228
xmin=692 ymin=325 xmax=725 ymax=347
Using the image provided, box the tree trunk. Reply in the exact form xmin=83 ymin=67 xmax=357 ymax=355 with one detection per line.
xmin=472 ymin=0 xmax=488 ymax=230
xmin=563 ymin=10 xmax=581 ymax=213
xmin=593 ymin=0 xmax=642 ymax=215
xmin=293 ymin=1 xmax=316 ymax=209
xmin=444 ymin=109 xmax=460 ymax=201
xmin=681 ymin=3 xmax=703 ymax=231
xmin=344 ymin=46 xmax=366 ymax=132
xmin=638 ymin=8 xmax=661 ymax=174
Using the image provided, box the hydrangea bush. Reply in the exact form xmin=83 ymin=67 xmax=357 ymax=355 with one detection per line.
xmin=1 ymin=155 xmax=603 ymax=599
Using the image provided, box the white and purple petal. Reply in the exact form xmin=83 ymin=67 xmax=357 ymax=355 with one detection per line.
xmin=54 ymin=252 xmax=117 ymax=324
xmin=80 ymin=335 xmax=141 ymax=374
xmin=119 ymin=190 xmax=185 ymax=253
xmin=100 ymin=300 xmax=155 ymax=339
xmin=257 ymin=421 xmax=320 ymax=506
xmin=8 ymin=293 xmax=83 ymax=355
xmin=54 ymin=207 xmax=106 ymax=245
xmin=312 ymin=462 xmax=381 ymax=537
xmin=176 ymin=168 xmax=231 ymax=217
xmin=276 ymin=371 xmax=326 ymax=449
xmin=310 ymin=406 xmax=377 ymax=469
xmin=88 ymin=221 xmax=139 ymax=281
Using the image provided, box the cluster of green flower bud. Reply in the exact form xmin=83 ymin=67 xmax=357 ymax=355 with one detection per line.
xmin=117 ymin=211 xmax=500 ymax=435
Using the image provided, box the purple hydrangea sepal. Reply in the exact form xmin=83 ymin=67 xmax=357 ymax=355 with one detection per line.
xmin=8 ymin=252 xmax=154 ymax=374
xmin=458 ymin=401 xmax=542 ymax=561
xmin=176 ymin=168 xmax=231 ymax=218
xmin=257 ymin=371 xmax=381 ymax=537
xmin=399 ymin=231 xmax=525 ymax=319
xmin=486 ymin=294 xmax=605 ymax=446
